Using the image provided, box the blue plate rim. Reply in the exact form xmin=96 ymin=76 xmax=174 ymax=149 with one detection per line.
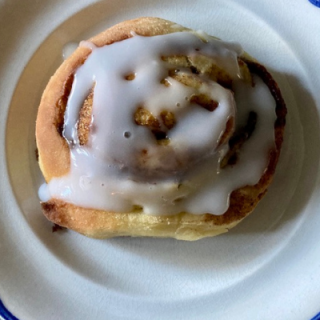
xmin=0 ymin=299 xmax=19 ymax=320
xmin=0 ymin=296 xmax=319 ymax=320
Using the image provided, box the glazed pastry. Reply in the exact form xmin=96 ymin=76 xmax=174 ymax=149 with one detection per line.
xmin=36 ymin=17 xmax=286 ymax=240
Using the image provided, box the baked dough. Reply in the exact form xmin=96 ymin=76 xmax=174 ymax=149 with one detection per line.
xmin=36 ymin=17 xmax=286 ymax=240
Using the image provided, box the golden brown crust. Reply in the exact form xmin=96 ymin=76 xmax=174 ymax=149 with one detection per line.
xmin=36 ymin=49 xmax=91 ymax=181
xmin=36 ymin=17 xmax=286 ymax=240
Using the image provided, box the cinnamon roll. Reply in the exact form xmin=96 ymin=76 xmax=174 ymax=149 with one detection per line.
xmin=36 ymin=17 xmax=286 ymax=240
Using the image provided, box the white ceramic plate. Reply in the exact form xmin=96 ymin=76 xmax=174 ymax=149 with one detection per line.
xmin=1 ymin=0 xmax=320 ymax=319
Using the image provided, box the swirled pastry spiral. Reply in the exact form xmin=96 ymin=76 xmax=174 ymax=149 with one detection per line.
xmin=36 ymin=17 xmax=286 ymax=240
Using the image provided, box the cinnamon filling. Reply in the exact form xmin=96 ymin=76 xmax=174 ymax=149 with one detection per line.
xmin=56 ymin=74 xmax=74 ymax=136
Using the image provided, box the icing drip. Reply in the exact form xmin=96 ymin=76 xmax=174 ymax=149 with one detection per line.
xmin=39 ymin=31 xmax=276 ymax=215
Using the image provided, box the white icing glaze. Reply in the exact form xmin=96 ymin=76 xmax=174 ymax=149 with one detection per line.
xmin=39 ymin=31 xmax=276 ymax=216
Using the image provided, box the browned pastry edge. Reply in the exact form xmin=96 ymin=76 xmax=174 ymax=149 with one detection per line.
xmin=36 ymin=17 xmax=287 ymax=240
